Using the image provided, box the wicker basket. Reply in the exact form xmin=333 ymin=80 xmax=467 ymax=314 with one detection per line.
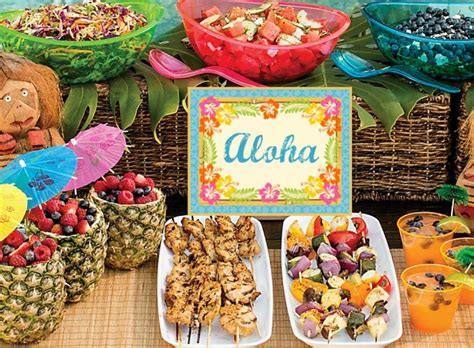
xmin=71 ymin=80 xmax=452 ymax=201
xmin=455 ymin=82 xmax=472 ymax=178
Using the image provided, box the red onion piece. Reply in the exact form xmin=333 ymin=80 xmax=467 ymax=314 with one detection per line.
xmin=295 ymin=302 xmax=324 ymax=315
xmin=303 ymin=318 xmax=319 ymax=338
xmin=317 ymin=243 xmax=337 ymax=257
xmin=339 ymin=257 xmax=358 ymax=273
xmin=336 ymin=243 xmax=352 ymax=254
xmin=288 ymin=255 xmax=312 ymax=278
xmin=339 ymin=302 xmax=358 ymax=316
xmin=319 ymin=259 xmax=341 ymax=278
xmin=359 ymin=251 xmax=375 ymax=259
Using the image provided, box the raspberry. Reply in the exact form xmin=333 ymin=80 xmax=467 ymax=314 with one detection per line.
xmin=4 ymin=230 xmax=24 ymax=248
xmin=41 ymin=238 xmax=57 ymax=254
xmin=60 ymin=203 xmax=77 ymax=215
xmin=27 ymin=207 xmax=45 ymax=222
xmin=144 ymin=178 xmax=155 ymax=189
xmin=76 ymin=208 xmax=87 ymax=221
xmin=134 ymin=174 xmax=147 ymax=188
xmin=75 ymin=220 xmax=91 ymax=235
xmin=147 ymin=190 xmax=158 ymax=202
xmin=117 ymin=191 xmax=134 ymax=205
xmin=93 ymin=180 xmax=108 ymax=193
xmin=34 ymin=245 xmax=51 ymax=261
xmin=28 ymin=235 xmax=41 ymax=245
xmin=9 ymin=254 xmax=27 ymax=267
xmin=45 ymin=199 xmax=62 ymax=214
xmin=51 ymin=224 xmax=63 ymax=235
xmin=118 ymin=178 xmax=136 ymax=192
xmin=105 ymin=175 xmax=120 ymax=189
xmin=37 ymin=218 xmax=54 ymax=232
xmin=123 ymin=172 xmax=137 ymax=180
xmin=135 ymin=195 xmax=152 ymax=204
xmin=60 ymin=213 xmax=78 ymax=227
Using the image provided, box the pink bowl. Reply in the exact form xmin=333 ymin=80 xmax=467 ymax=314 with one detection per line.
xmin=176 ymin=0 xmax=350 ymax=83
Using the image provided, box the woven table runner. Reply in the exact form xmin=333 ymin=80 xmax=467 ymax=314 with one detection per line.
xmin=8 ymin=249 xmax=473 ymax=348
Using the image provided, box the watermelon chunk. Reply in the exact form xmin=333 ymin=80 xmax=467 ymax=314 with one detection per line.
xmin=202 ymin=6 xmax=222 ymax=19
xmin=223 ymin=22 xmax=246 ymax=38
xmin=279 ymin=7 xmax=296 ymax=21
xmin=228 ymin=7 xmax=246 ymax=20
xmin=301 ymin=30 xmax=321 ymax=43
xmin=278 ymin=19 xmax=297 ymax=35
xmin=258 ymin=20 xmax=281 ymax=43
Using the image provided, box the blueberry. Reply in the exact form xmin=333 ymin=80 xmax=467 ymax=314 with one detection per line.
xmin=425 ymin=272 xmax=434 ymax=278
xmin=2 ymin=245 xmax=14 ymax=255
xmin=416 ymin=11 xmax=423 ymax=17
xmin=32 ymin=241 xmax=41 ymax=249
xmin=134 ymin=188 xmax=144 ymax=197
xmin=63 ymin=225 xmax=74 ymax=235
xmin=426 ymin=6 xmax=433 ymax=14
xmin=25 ymin=250 xmax=35 ymax=262
xmin=414 ymin=215 xmax=423 ymax=222
xmin=143 ymin=186 xmax=152 ymax=195
xmin=417 ymin=283 xmax=426 ymax=289
xmin=98 ymin=191 xmax=107 ymax=199
xmin=85 ymin=215 xmax=95 ymax=224
xmin=429 ymin=303 xmax=440 ymax=311
xmin=442 ymin=9 xmax=449 ymax=16
xmin=79 ymin=200 xmax=90 ymax=209
xmin=434 ymin=286 xmax=443 ymax=291
xmin=447 ymin=249 xmax=455 ymax=258
xmin=86 ymin=207 xmax=97 ymax=215
xmin=59 ymin=193 xmax=69 ymax=202
xmin=435 ymin=274 xmax=445 ymax=283
xmin=444 ymin=300 xmax=452 ymax=305
xmin=51 ymin=212 xmax=61 ymax=222
xmin=409 ymin=280 xmax=417 ymax=287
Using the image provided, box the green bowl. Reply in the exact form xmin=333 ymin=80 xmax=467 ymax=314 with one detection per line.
xmin=0 ymin=1 xmax=164 ymax=84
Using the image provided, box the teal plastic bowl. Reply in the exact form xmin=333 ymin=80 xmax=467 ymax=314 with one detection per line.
xmin=0 ymin=1 xmax=164 ymax=84
xmin=363 ymin=1 xmax=473 ymax=80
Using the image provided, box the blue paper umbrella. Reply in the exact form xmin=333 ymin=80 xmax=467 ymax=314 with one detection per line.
xmin=0 ymin=146 xmax=78 ymax=209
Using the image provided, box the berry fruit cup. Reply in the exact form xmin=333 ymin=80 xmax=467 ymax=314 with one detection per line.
xmin=440 ymin=237 xmax=474 ymax=305
xmin=397 ymin=212 xmax=453 ymax=267
xmin=401 ymin=264 xmax=463 ymax=333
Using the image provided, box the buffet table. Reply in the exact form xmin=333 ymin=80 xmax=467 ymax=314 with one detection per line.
xmin=10 ymin=249 xmax=473 ymax=348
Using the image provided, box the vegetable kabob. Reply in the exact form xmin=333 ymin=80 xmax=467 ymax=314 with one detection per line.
xmin=286 ymin=215 xmax=392 ymax=342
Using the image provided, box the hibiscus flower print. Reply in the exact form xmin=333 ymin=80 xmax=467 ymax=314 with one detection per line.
xmin=321 ymin=96 xmax=341 ymax=117
xmin=199 ymin=164 xmax=220 ymax=184
xmin=321 ymin=115 xmax=341 ymax=136
xmin=260 ymin=99 xmax=279 ymax=119
xmin=216 ymin=104 xmax=237 ymax=125
xmin=216 ymin=175 xmax=238 ymax=198
xmin=303 ymin=103 xmax=326 ymax=125
xmin=319 ymin=164 xmax=340 ymax=185
xmin=199 ymin=96 xmax=220 ymax=119
xmin=199 ymin=116 xmax=220 ymax=137
xmin=319 ymin=183 xmax=340 ymax=205
xmin=258 ymin=183 xmax=280 ymax=202
xmin=199 ymin=182 xmax=220 ymax=204
xmin=302 ymin=175 xmax=324 ymax=198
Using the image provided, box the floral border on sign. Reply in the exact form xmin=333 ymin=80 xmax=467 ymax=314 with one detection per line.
xmin=198 ymin=96 xmax=342 ymax=205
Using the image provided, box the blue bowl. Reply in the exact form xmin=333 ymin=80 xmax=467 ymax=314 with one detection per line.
xmin=363 ymin=1 xmax=473 ymax=80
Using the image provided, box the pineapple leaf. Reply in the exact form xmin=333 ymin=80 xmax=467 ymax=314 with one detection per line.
xmin=281 ymin=188 xmax=309 ymax=201
xmin=232 ymin=103 xmax=261 ymax=117
xmin=62 ymin=83 xmax=98 ymax=141
xmin=229 ymin=188 xmax=258 ymax=201
xmin=280 ymin=103 xmax=309 ymax=115
xmin=202 ymin=136 xmax=217 ymax=165
xmin=109 ymin=72 xmax=142 ymax=129
xmin=324 ymin=137 xmax=338 ymax=165
xmin=435 ymin=184 xmax=469 ymax=205
xmin=454 ymin=247 xmax=474 ymax=269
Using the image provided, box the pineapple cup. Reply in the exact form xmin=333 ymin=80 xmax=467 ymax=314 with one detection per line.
xmin=26 ymin=203 xmax=108 ymax=303
xmin=91 ymin=188 xmax=166 ymax=270
xmin=0 ymin=252 xmax=67 ymax=344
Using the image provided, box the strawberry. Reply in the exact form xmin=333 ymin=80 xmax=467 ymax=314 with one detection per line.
xmin=135 ymin=195 xmax=152 ymax=204
xmin=45 ymin=199 xmax=62 ymax=213
xmin=123 ymin=172 xmax=137 ymax=180
xmin=76 ymin=208 xmax=87 ymax=221
xmin=93 ymin=180 xmax=108 ymax=193
xmin=144 ymin=178 xmax=155 ymax=189
xmin=4 ymin=230 xmax=24 ymax=248
xmin=27 ymin=207 xmax=46 ymax=222
xmin=118 ymin=178 xmax=136 ymax=192
xmin=60 ymin=213 xmax=78 ymax=227
xmin=147 ymin=190 xmax=158 ymax=202
xmin=105 ymin=175 xmax=120 ymax=189
xmin=75 ymin=220 xmax=90 ymax=235
xmin=0 ymin=248 xmax=3 ymax=263
xmin=68 ymin=199 xmax=79 ymax=208
xmin=51 ymin=224 xmax=63 ymax=235
xmin=10 ymin=242 xmax=31 ymax=257
xmin=28 ymin=235 xmax=41 ymax=245
xmin=117 ymin=191 xmax=134 ymax=205
xmin=134 ymin=174 xmax=148 ymax=188
xmin=60 ymin=203 xmax=77 ymax=215
xmin=9 ymin=254 xmax=27 ymax=267
xmin=41 ymin=238 xmax=57 ymax=254
xmin=34 ymin=245 xmax=51 ymax=262
xmin=37 ymin=218 xmax=54 ymax=232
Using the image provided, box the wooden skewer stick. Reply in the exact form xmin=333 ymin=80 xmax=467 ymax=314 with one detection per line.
xmin=327 ymin=330 xmax=333 ymax=344
xmin=465 ymin=262 xmax=472 ymax=274
xmin=197 ymin=323 xmax=202 ymax=344
xmin=187 ymin=325 xmax=192 ymax=344
xmin=207 ymin=321 xmax=212 ymax=348
xmin=175 ymin=323 xmax=179 ymax=342
xmin=177 ymin=325 xmax=182 ymax=348
xmin=249 ymin=256 xmax=255 ymax=276
xmin=236 ymin=326 xmax=240 ymax=348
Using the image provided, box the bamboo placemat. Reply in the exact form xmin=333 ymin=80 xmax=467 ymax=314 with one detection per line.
xmin=7 ymin=249 xmax=473 ymax=348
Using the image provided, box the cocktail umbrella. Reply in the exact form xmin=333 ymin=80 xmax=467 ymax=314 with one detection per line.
xmin=63 ymin=124 xmax=126 ymax=191
xmin=0 ymin=146 xmax=78 ymax=209
xmin=0 ymin=184 xmax=27 ymax=241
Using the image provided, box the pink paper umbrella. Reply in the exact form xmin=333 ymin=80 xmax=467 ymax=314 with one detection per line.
xmin=63 ymin=124 xmax=126 ymax=191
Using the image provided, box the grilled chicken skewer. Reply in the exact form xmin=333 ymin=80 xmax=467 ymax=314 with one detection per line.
xmin=236 ymin=216 xmax=261 ymax=257
xmin=215 ymin=216 xmax=239 ymax=263
xmin=164 ymin=221 xmax=189 ymax=255
xmin=220 ymin=300 xmax=258 ymax=337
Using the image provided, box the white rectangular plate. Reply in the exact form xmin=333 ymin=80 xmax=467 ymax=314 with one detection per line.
xmin=281 ymin=214 xmax=403 ymax=348
xmin=157 ymin=216 xmax=273 ymax=348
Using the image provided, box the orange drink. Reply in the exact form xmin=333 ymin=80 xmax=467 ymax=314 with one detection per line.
xmin=401 ymin=264 xmax=463 ymax=333
xmin=440 ymin=237 xmax=474 ymax=305
xmin=397 ymin=212 xmax=453 ymax=267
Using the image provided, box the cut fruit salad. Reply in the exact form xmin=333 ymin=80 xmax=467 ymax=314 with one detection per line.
xmin=0 ymin=228 xmax=57 ymax=266
xmin=199 ymin=1 xmax=329 ymax=45
xmin=286 ymin=215 xmax=392 ymax=342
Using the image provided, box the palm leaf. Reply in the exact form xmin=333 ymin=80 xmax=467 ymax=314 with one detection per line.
xmin=232 ymin=103 xmax=261 ymax=117
xmin=280 ymin=103 xmax=309 ymax=115
xmin=324 ymin=137 xmax=338 ymax=165
xmin=109 ymin=72 xmax=142 ymax=129
xmin=202 ymin=136 xmax=217 ymax=165
xmin=436 ymin=184 xmax=469 ymax=205
xmin=229 ymin=188 xmax=258 ymax=201
xmin=280 ymin=188 xmax=309 ymax=201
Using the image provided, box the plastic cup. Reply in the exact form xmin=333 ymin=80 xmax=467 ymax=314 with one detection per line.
xmin=401 ymin=264 xmax=463 ymax=333
xmin=440 ymin=237 xmax=474 ymax=305
xmin=397 ymin=212 xmax=453 ymax=267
